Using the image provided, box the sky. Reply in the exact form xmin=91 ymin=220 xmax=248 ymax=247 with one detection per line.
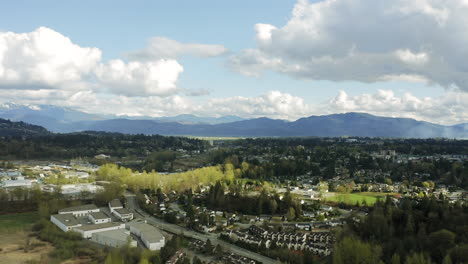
xmin=0 ymin=0 xmax=467 ymax=125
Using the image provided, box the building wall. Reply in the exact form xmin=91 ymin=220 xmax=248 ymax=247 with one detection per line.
xmin=59 ymin=209 xmax=100 ymax=217
xmin=91 ymin=232 xmax=137 ymax=248
xmin=89 ymin=215 xmax=111 ymax=224
xmin=74 ymin=224 xmax=125 ymax=239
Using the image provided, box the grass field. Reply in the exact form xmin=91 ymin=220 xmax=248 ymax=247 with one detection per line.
xmin=0 ymin=212 xmax=39 ymax=233
xmin=324 ymin=192 xmax=395 ymax=206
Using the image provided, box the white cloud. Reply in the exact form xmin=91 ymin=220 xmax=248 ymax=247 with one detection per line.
xmin=94 ymin=59 xmax=183 ymax=96
xmin=128 ymin=37 xmax=227 ymax=61
xmin=328 ymin=89 xmax=468 ymax=125
xmin=0 ymin=27 xmax=188 ymax=97
xmin=229 ymin=0 xmax=468 ymax=91
xmin=0 ymin=27 xmax=101 ymax=89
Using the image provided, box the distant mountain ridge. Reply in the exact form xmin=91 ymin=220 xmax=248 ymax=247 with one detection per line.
xmin=0 ymin=103 xmax=466 ymax=138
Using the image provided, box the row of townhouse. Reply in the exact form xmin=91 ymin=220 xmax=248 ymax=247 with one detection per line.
xmin=249 ymin=225 xmax=333 ymax=256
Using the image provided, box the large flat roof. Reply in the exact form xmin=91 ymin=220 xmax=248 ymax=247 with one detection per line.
xmin=51 ymin=214 xmax=80 ymax=227
xmin=109 ymin=199 xmax=123 ymax=208
xmin=127 ymin=222 xmax=164 ymax=243
xmin=115 ymin=208 xmax=132 ymax=215
xmin=59 ymin=204 xmax=99 ymax=213
xmin=89 ymin=211 xmax=111 ymax=220
xmin=74 ymin=222 xmax=123 ymax=231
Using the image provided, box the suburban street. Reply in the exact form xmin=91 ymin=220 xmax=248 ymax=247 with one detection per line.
xmin=124 ymin=193 xmax=278 ymax=264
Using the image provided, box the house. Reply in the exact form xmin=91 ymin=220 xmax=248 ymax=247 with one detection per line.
xmin=58 ymin=204 xmax=100 ymax=217
xmin=88 ymin=212 xmax=112 ymax=224
xmin=91 ymin=229 xmax=137 ymax=248
xmin=50 ymin=213 xmax=82 ymax=232
xmin=126 ymin=222 xmax=165 ymax=250
xmin=73 ymin=222 xmax=125 ymax=239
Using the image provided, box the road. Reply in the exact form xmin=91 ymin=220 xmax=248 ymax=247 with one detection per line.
xmin=125 ymin=193 xmax=278 ymax=264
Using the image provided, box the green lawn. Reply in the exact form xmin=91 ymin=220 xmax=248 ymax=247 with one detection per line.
xmin=325 ymin=192 xmax=394 ymax=206
xmin=0 ymin=212 xmax=39 ymax=233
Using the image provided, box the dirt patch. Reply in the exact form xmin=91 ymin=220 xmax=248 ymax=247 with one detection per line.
xmin=0 ymin=231 xmax=53 ymax=264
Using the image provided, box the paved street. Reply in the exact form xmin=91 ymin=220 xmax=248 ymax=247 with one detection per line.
xmin=125 ymin=193 xmax=278 ymax=264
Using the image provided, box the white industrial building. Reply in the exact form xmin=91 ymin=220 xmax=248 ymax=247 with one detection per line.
xmin=126 ymin=222 xmax=165 ymax=250
xmin=73 ymin=222 xmax=125 ymax=239
xmin=50 ymin=214 xmax=82 ymax=232
xmin=1 ymin=179 xmax=32 ymax=188
xmin=91 ymin=229 xmax=137 ymax=248
xmin=88 ymin=212 xmax=112 ymax=224
xmin=109 ymin=199 xmax=123 ymax=213
xmin=113 ymin=208 xmax=134 ymax=222
xmin=58 ymin=204 xmax=100 ymax=217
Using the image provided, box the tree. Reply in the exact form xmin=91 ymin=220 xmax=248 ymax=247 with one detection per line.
xmin=214 ymin=244 xmax=224 ymax=258
xmin=204 ymin=239 xmax=214 ymax=254
xmin=391 ymin=253 xmax=401 ymax=264
xmin=333 ymin=236 xmax=382 ymax=264
xmin=428 ymin=229 xmax=455 ymax=262
xmin=286 ymin=207 xmax=296 ymax=221
xmin=405 ymin=252 xmax=432 ymax=264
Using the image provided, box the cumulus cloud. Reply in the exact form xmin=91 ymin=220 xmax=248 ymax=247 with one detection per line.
xmin=199 ymin=91 xmax=314 ymax=120
xmin=229 ymin=0 xmax=468 ymax=91
xmin=328 ymin=89 xmax=468 ymax=125
xmin=94 ymin=59 xmax=183 ymax=96
xmin=128 ymin=37 xmax=228 ymax=60
xmin=0 ymin=27 xmax=187 ymax=97
xmin=0 ymin=27 xmax=101 ymax=89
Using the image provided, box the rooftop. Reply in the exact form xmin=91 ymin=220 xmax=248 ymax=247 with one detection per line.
xmin=109 ymin=199 xmax=123 ymax=208
xmin=59 ymin=204 xmax=99 ymax=213
xmin=89 ymin=211 xmax=111 ymax=220
xmin=127 ymin=222 xmax=164 ymax=243
xmin=115 ymin=208 xmax=132 ymax=215
xmin=51 ymin=214 xmax=81 ymax=227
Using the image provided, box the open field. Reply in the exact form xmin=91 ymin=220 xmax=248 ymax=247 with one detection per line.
xmin=324 ymin=192 xmax=395 ymax=206
xmin=0 ymin=212 xmax=39 ymax=233
xmin=0 ymin=212 xmax=54 ymax=264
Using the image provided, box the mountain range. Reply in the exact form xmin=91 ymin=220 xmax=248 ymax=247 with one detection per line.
xmin=0 ymin=103 xmax=466 ymax=138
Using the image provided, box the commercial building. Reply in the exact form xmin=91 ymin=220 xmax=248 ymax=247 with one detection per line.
xmin=73 ymin=222 xmax=125 ymax=239
xmin=88 ymin=212 xmax=112 ymax=224
xmin=126 ymin=222 xmax=165 ymax=250
xmin=113 ymin=208 xmax=134 ymax=222
xmin=109 ymin=199 xmax=123 ymax=213
xmin=50 ymin=214 xmax=82 ymax=232
xmin=1 ymin=179 xmax=32 ymax=188
xmin=58 ymin=204 xmax=99 ymax=217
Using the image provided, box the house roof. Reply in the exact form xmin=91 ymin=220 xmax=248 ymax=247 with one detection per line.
xmin=58 ymin=204 xmax=99 ymax=214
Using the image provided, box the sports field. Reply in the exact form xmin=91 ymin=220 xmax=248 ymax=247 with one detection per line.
xmin=325 ymin=192 xmax=394 ymax=206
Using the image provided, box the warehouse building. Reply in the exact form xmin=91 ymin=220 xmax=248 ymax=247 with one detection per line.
xmin=50 ymin=213 xmax=82 ymax=232
xmin=88 ymin=211 xmax=112 ymax=224
xmin=126 ymin=222 xmax=165 ymax=250
xmin=73 ymin=222 xmax=125 ymax=239
xmin=58 ymin=204 xmax=100 ymax=217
